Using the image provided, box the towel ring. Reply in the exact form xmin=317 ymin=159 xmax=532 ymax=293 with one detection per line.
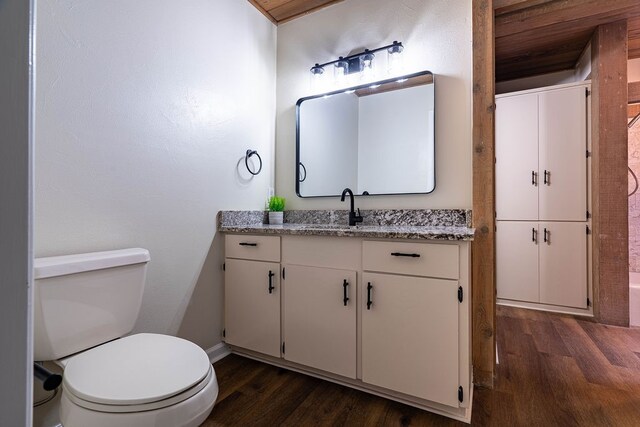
xmin=298 ymin=162 xmax=307 ymax=182
xmin=245 ymin=150 xmax=262 ymax=176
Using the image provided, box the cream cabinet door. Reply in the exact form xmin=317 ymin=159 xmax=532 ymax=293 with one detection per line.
xmin=496 ymin=221 xmax=539 ymax=302
xmin=362 ymin=272 xmax=460 ymax=407
xmin=224 ymin=259 xmax=281 ymax=357
xmin=496 ymin=92 xmax=539 ymax=220
xmin=539 ymin=222 xmax=588 ymax=308
xmin=283 ymin=265 xmax=357 ymax=379
xmin=538 ymin=86 xmax=588 ymax=221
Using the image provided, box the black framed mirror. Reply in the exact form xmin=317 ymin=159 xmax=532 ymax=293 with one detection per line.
xmin=296 ymin=70 xmax=435 ymax=198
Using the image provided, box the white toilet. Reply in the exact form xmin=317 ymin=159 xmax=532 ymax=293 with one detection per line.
xmin=33 ymin=248 xmax=218 ymax=427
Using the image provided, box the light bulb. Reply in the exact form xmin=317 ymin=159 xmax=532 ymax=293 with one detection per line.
xmin=360 ymin=52 xmax=375 ymax=82
xmin=387 ymin=41 xmax=404 ymax=76
xmin=310 ymin=64 xmax=325 ymax=92
xmin=334 ymin=58 xmax=349 ymax=87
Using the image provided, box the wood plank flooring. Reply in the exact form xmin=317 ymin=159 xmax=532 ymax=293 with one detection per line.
xmin=204 ymin=306 xmax=640 ymax=426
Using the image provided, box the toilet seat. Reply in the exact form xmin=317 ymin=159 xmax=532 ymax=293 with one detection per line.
xmin=65 ymin=367 xmax=214 ymax=413
xmin=62 ymin=333 xmax=212 ymax=410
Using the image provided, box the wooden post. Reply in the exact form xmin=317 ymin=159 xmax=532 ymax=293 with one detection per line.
xmin=591 ymin=21 xmax=629 ymax=326
xmin=472 ymin=0 xmax=496 ymax=388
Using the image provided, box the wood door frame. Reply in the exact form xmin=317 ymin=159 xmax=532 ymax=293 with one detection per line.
xmin=472 ymin=0 xmax=496 ymax=388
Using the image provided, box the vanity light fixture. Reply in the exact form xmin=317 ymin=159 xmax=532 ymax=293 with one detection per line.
xmin=309 ymin=41 xmax=404 ymax=90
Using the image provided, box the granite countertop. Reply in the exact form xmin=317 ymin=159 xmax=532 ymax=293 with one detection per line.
xmin=218 ymin=209 xmax=475 ymax=241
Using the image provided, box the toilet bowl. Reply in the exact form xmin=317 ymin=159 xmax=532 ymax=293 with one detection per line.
xmin=33 ymin=249 xmax=218 ymax=427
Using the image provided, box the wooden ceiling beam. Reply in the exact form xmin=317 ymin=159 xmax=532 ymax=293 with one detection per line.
xmin=494 ymin=0 xmax=555 ymax=16
xmin=496 ymin=0 xmax=640 ymax=38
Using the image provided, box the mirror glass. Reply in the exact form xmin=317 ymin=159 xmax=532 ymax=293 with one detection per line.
xmin=296 ymin=71 xmax=435 ymax=197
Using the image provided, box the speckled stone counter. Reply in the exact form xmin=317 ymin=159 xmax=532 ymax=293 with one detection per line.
xmin=218 ymin=209 xmax=474 ymax=241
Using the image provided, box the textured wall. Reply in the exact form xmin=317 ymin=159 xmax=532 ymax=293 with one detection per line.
xmin=275 ymin=0 xmax=472 ymax=210
xmin=35 ymin=0 xmax=276 ymax=350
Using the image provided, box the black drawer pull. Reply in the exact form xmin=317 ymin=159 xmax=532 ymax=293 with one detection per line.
xmin=391 ymin=252 xmax=421 ymax=258
xmin=268 ymin=270 xmax=275 ymax=294
xmin=239 ymin=242 xmax=258 ymax=247
xmin=367 ymin=282 xmax=373 ymax=310
xmin=343 ymin=279 xmax=349 ymax=306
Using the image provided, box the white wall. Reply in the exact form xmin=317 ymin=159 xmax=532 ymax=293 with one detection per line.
xmin=358 ymin=85 xmax=435 ymax=194
xmin=276 ymin=0 xmax=472 ymax=209
xmin=630 ymin=58 xmax=640 ymax=83
xmin=299 ymin=94 xmax=359 ymax=196
xmin=0 ymin=0 xmax=34 ymax=424
xmin=35 ymin=0 xmax=276 ymax=350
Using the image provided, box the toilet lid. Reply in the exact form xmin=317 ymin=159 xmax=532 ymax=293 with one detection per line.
xmin=63 ymin=333 xmax=211 ymax=405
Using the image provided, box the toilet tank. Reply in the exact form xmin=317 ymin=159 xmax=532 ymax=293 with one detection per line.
xmin=33 ymin=248 xmax=150 ymax=361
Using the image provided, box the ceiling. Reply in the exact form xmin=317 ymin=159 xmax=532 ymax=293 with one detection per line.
xmin=248 ymin=0 xmax=343 ymax=24
xmin=494 ymin=0 xmax=640 ymax=82
xmin=246 ymin=0 xmax=640 ymax=82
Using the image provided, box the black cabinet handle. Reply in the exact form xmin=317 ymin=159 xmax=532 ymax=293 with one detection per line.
xmin=343 ymin=280 xmax=349 ymax=306
xmin=532 ymin=228 xmax=537 ymax=243
xmin=367 ymin=282 xmax=373 ymax=310
xmin=544 ymin=170 xmax=550 ymax=185
xmin=531 ymin=171 xmax=537 ymax=186
xmin=391 ymin=252 xmax=421 ymax=258
xmin=268 ymin=270 xmax=275 ymax=294
xmin=239 ymin=242 xmax=258 ymax=247
xmin=543 ymin=228 xmax=549 ymax=244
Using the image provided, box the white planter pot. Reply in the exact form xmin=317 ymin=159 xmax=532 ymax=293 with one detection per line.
xmin=269 ymin=211 xmax=283 ymax=225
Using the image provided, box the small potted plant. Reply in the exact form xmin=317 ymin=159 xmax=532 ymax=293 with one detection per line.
xmin=268 ymin=196 xmax=285 ymax=225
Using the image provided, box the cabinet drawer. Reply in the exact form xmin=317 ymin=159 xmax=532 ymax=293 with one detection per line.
xmin=225 ymin=235 xmax=280 ymax=262
xmin=363 ymin=241 xmax=458 ymax=279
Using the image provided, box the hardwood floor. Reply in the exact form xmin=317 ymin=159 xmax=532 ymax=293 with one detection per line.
xmin=204 ymin=306 xmax=640 ymax=426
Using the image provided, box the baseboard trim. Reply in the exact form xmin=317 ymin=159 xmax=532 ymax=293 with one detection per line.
xmin=206 ymin=342 xmax=231 ymax=364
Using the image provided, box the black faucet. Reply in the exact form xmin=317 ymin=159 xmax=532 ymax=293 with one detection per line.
xmin=341 ymin=188 xmax=363 ymax=226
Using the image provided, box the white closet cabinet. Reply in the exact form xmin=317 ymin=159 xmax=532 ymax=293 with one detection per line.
xmin=495 ymin=93 xmax=539 ymax=221
xmin=496 ymin=82 xmax=590 ymax=313
xmin=496 ymin=221 xmax=539 ymax=303
xmin=283 ymin=265 xmax=357 ymax=379
xmin=496 ymin=221 xmax=588 ymax=308
xmin=538 ymin=222 xmax=588 ymax=308
xmin=496 ymin=85 xmax=588 ymax=221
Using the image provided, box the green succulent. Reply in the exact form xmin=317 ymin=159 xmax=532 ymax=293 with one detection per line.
xmin=268 ymin=196 xmax=286 ymax=212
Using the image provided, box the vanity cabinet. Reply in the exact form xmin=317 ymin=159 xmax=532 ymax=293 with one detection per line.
xmin=283 ymin=265 xmax=357 ymax=378
xmin=361 ymin=240 xmax=464 ymax=408
xmin=224 ymin=236 xmax=281 ymax=358
xmin=362 ymin=273 xmax=460 ymax=407
xmin=223 ymin=233 xmax=472 ymax=422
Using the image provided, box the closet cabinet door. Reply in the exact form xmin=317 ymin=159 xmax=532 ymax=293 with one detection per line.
xmin=224 ymin=259 xmax=281 ymax=357
xmin=539 ymin=222 xmax=588 ymax=308
xmin=496 ymin=93 xmax=539 ymax=220
xmin=362 ymin=272 xmax=460 ymax=407
xmin=496 ymin=221 xmax=539 ymax=302
xmin=283 ymin=265 xmax=357 ymax=378
xmin=539 ymin=86 xmax=587 ymax=221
